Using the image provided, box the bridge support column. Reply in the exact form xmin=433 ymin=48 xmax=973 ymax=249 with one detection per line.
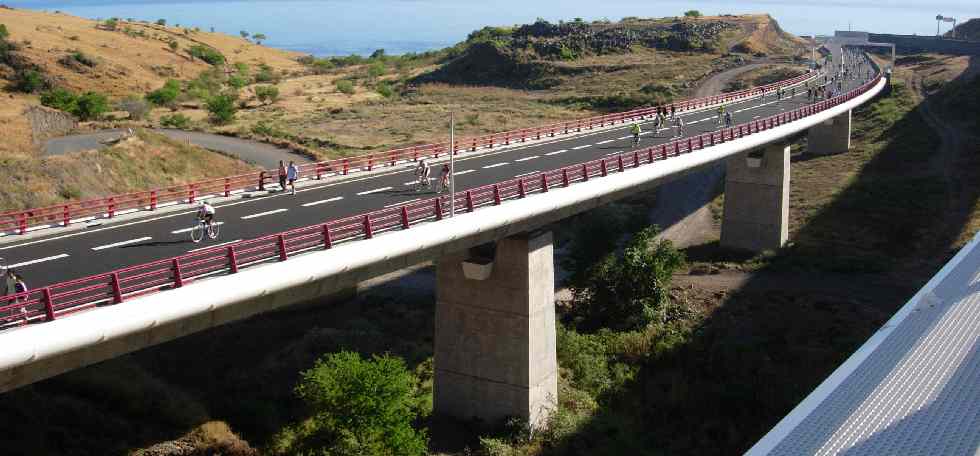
xmin=434 ymin=231 xmax=557 ymax=429
xmin=807 ymin=109 xmax=851 ymax=155
xmin=721 ymin=144 xmax=790 ymax=253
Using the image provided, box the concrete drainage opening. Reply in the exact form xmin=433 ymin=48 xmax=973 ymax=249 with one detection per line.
xmin=462 ymin=242 xmax=496 ymax=281
xmin=746 ymin=149 xmax=765 ymax=168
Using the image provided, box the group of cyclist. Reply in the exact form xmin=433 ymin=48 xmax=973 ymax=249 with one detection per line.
xmin=413 ymin=159 xmax=451 ymax=193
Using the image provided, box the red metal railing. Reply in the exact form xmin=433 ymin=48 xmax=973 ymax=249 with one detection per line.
xmin=0 ymin=72 xmax=819 ymax=235
xmin=0 ymin=73 xmax=883 ymax=330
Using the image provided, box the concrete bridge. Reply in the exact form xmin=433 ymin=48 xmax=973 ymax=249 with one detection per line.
xmin=0 ymin=45 xmax=884 ymax=429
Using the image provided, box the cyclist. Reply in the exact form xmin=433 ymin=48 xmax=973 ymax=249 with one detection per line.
xmin=630 ymin=122 xmax=642 ymax=147
xmin=724 ymin=110 xmax=733 ymax=128
xmin=415 ymin=159 xmax=430 ymax=190
xmin=439 ymin=163 xmax=451 ymax=193
xmin=197 ymin=201 xmax=216 ymax=230
xmin=674 ymin=116 xmax=686 ymax=138
xmin=716 ymin=104 xmax=725 ymax=127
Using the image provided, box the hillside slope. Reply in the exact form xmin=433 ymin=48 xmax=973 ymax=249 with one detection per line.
xmin=946 ymin=18 xmax=980 ymax=41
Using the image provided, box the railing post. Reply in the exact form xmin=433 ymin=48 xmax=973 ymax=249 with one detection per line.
xmin=63 ymin=205 xmax=70 ymax=227
xmin=42 ymin=287 xmax=55 ymax=321
xmin=674 ymin=142 xmax=680 ymax=155
xmin=363 ymin=215 xmax=373 ymax=239
xmin=401 ymin=206 xmax=410 ymax=229
xmin=343 ymin=159 xmax=350 ymax=175
xmin=224 ymin=178 xmax=231 ymax=197
xmin=322 ymin=224 xmax=333 ymax=249
xmin=562 ymin=169 xmax=570 ymax=187
xmin=648 ymin=148 xmax=654 ymax=163
xmin=110 ymin=273 xmax=124 ymax=304
xmin=661 ymin=144 xmax=668 ymax=160
xmin=258 ymin=171 xmax=266 ymax=191
xmin=316 ymin=163 xmax=324 ymax=180
xmin=228 ymin=246 xmax=239 ymax=273
xmin=493 ymin=185 xmax=501 ymax=205
xmin=368 ymin=155 xmax=374 ymax=171
xmin=617 ymin=155 xmax=625 ymax=172
xmin=108 ymin=198 xmax=116 ymax=218
xmin=390 ymin=151 xmax=397 ymax=166
xmin=600 ymin=160 xmax=608 ymax=176
xmin=466 ymin=191 xmax=475 ymax=212
xmin=633 ymin=151 xmax=640 ymax=168
xmin=687 ymin=138 xmax=693 ymax=152
xmin=541 ymin=173 xmax=549 ymax=192
xmin=188 ymin=186 xmax=196 ymax=204
xmin=435 ymin=198 xmax=444 ymax=220
xmin=518 ymin=179 xmax=527 ymax=198
xmin=172 ymin=258 xmax=184 ymax=288
xmin=150 ymin=191 xmax=158 ymax=210
xmin=278 ymin=234 xmax=288 ymax=260
xmin=582 ymin=163 xmax=590 ymax=181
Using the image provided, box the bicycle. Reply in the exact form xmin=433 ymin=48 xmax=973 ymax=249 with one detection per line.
xmin=631 ymin=134 xmax=641 ymax=148
xmin=190 ymin=218 xmax=220 ymax=243
xmin=413 ymin=173 xmax=431 ymax=192
xmin=436 ymin=174 xmax=450 ymax=193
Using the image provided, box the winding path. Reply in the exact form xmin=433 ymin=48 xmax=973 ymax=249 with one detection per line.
xmin=43 ymin=128 xmax=312 ymax=168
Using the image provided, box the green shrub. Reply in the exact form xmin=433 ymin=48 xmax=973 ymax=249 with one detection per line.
xmin=253 ymin=63 xmax=277 ymax=83
xmin=271 ymin=352 xmax=428 ymax=456
xmin=205 ymin=93 xmax=238 ymax=124
xmin=367 ymin=61 xmax=386 ymax=78
xmin=103 ymin=18 xmax=119 ymax=31
xmin=160 ymin=113 xmax=191 ymax=129
xmin=336 ymin=79 xmax=355 ymax=95
xmin=0 ymin=24 xmax=9 ymax=40
xmin=167 ymin=39 xmax=178 ymax=52
xmin=155 ymin=19 xmax=166 ymax=26
xmin=254 ymin=85 xmax=279 ymax=104
xmin=69 ymin=50 xmax=97 ymax=67
xmin=40 ymin=88 xmax=78 ymax=112
xmin=187 ymin=44 xmax=224 ymax=65
xmin=227 ymin=75 xmax=247 ymax=89
xmin=15 ymin=69 xmax=48 ymax=93
xmin=376 ymin=81 xmax=394 ymax=98
xmin=145 ymin=79 xmax=180 ymax=106
xmin=74 ymin=92 xmax=110 ymax=120
xmin=684 ymin=10 xmax=702 ymax=17
xmin=233 ymin=62 xmax=250 ymax=77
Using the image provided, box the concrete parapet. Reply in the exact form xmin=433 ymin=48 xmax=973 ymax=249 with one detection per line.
xmin=721 ymin=144 xmax=790 ymax=252
xmin=434 ymin=232 xmax=558 ymax=429
xmin=807 ymin=110 xmax=851 ymax=156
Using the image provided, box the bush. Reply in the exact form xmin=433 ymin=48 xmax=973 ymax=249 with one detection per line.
xmin=205 ymin=93 xmax=238 ymax=124
xmin=187 ymin=44 xmax=225 ymax=65
xmin=160 ymin=113 xmax=191 ymax=129
xmin=168 ymin=39 xmax=178 ymax=52
xmin=367 ymin=61 xmax=386 ymax=78
xmin=684 ymin=10 xmax=702 ymax=18
xmin=271 ymin=352 xmax=428 ymax=456
xmin=0 ymin=24 xmax=9 ymax=40
xmin=254 ymin=85 xmax=279 ymax=104
xmin=103 ymin=18 xmax=119 ymax=31
xmin=40 ymin=88 xmax=78 ymax=112
xmin=146 ymin=79 xmax=180 ymax=106
xmin=227 ymin=75 xmax=247 ymax=89
xmin=156 ymin=19 xmax=166 ymax=26
xmin=252 ymin=33 xmax=267 ymax=44
xmin=253 ymin=63 xmax=278 ymax=83
xmin=14 ymin=69 xmax=48 ymax=93
xmin=73 ymin=92 xmax=110 ymax=120
xmin=336 ymin=79 xmax=355 ymax=95
xmin=117 ymin=96 xmax=150 ymax=120
xmin=69 ymin=50 xmax=97 ymax=67
xmin=376 ymin=81 xmax=394 ymax=98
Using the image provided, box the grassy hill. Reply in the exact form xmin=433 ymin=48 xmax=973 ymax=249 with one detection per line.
xmin=946 ymin=18 xmax=980 ymax=41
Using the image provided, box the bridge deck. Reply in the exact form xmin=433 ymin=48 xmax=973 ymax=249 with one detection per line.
xmin=747 ymin=231 xmax=980 ymax=455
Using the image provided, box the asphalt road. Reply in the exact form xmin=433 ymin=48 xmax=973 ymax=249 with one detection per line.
xmin=4 ymin=49 xmax=866 ymax=291
xmin=44 ymin=128 xmax=312 ymax=168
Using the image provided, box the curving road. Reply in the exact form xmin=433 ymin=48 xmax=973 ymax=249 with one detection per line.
xmin=43 ymin=128 xmax=312 ymax=168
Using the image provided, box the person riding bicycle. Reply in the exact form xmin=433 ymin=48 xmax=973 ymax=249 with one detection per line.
xmin=415 ymin=159 xmax=431 ymax=187
xmin=197 ymin=201 xmax=216 ymax=229
xmin=724 ymin=111 xmax=733 ymax=128
xmin=630 ymin=122 xmax=642 ymax=145
xmin=439 ymin=163 xmax=451 ymax=192
xmin=716 ymin=104 xmax=726 ymax=126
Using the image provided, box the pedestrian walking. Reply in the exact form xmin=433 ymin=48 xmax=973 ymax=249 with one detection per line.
xmin=286 ymin=161 xmax=299 ymax=195
xmin=277 ymin=160 xmax=287 ymax=192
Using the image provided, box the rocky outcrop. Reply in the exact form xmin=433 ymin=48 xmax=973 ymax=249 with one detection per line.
xmin=24 ymin=105 xmax=77 ymax=145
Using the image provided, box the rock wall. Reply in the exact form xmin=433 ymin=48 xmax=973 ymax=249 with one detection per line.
xmin=869 ymin=34 xmax=980 ymax=56
xmin=24 ymin=105 xmax=77 ymax=145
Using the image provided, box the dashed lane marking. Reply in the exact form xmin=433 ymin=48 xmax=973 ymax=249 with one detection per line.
xmin=7 ymin=253 xmax=70 ymax=268
xmin=455 ymin=169 xmax=475 ymax=176
xmin=514 ymin=155 xmax=539 ymax=162
xmin=572 ymin=145 xmax=591 ymax=150
xmin=356 ymin=187 xmax=393 ymax=196
xmin=482 ymin=162 xmax=509 ymax=169
xmin=514 ymin=171 xmax=541 ymax=178
xmin=302 ymin=196 xmax=344 ymax=207
xmin=241 ymin=208 xmax=288 ymax=220
xmin=92 ymin=237 xmax=152 ymax=251
xmin=597 ymin=140 xmax=615 ymax=145
xmin=545 ymin=149 xmax=568 ymax=156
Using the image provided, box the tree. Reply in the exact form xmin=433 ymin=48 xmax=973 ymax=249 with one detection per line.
xmin=254 ymin=85 xmax=279 ymax=104
xmin=240 ymin=30 xmax=249 ymax=40
xmin=272 ymin=352 xmax=428 ymax=456
xmin=187 ymin=44 xmax=225 ymax=65
xmin=156 ymin=18 xmax=166 ymax=26
xmin=205 ymin=93 xmax=238 ymax=124
xmin=103 ymin=18 xmax=119 ymax=31
xmin=252 ymin=33 xmax=267 ymax=44
xmin=73 ymin=91 xmax=109 ymax=120
xmin=572 ymin=227 xmax=685 ymax=331
xmin=684 ymin=10 xmax=702 ymax=18
xmin=370 ymin=48 xmax=386 ymax=60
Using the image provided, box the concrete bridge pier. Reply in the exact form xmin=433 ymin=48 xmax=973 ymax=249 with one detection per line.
xmin=807 ymin=109 xmax=852 ymax=155
xmin=721 ymin=144 xmax=790 ymax=253
xmin=434 ymin=231 xmax=558 ymax=429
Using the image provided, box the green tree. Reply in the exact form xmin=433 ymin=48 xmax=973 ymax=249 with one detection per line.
xmin=205 ymin=93 xmax=238 ymax=124
xmin=252 ymin=33 xmax=267 ymax=44
xmin=156 ymin=18 xmax=166 ymax=26
xmin=254 ymin=85 xmax=279 ymax=104
xmin=103 ymin=18 xmax=119 ymax=31
xmin=74 ymin=92 xmax=109 ymax=120
xmin=0 ymin=24 xmax=9 ymax=40
xmin=684 ymin=10 xmax=702 ymax=18
xmin=187 ymin=44 xmax=225 ymax=65
xmin=573 ymin=227 xmax=685 ymax=331
xmin=145 ymin=79 xmax=181 ymax=106
xmin=168 ymin=39 xmax=178 ymax=52
xmin=370 ymin=48 xmax=386 ymax=60
xmin=272 ymin=352 xmax=428 ymax=456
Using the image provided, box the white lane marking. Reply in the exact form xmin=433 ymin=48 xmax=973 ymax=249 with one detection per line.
xmin=572 ymin=145 xmax=591 ymax=150
xmin=545 ymin=149 xmax=568 ymax=156
xmin=356 ymin=187 xmax=393 ymax=196
xmin=385 ymin=198 xmax=419 ymax=208
xmin=482 ymin=162 xmax=509 ymax=169
xmin=597 ymin=140 xmax=615 ymax=145
xmin=514 ymin=171 xmax=540 ymax=178
xmin=617 ymin=136 xmax=632 ymax=140
xmin=241 ymin=208 xmax=288 ymax=220
xmin=171 ymin=222 xmax=226 ymax=234
xmin=514 ymin=155 xmax=539 ymax=162
xmin=403 ymin=181 xmax=417 ymax=186
xmin=455 ymin=169 xmax=475 ymax=176
xmin=302 ymin=196 xmax=344 ymax=207
xmin=7 ymin=253 xmax=70 ymax=268
xmin=188 ymin=239 xmax=242 ymax=253
xmin=92 ymin=237 xmax=152 ymax=251
xmin=605 ymin=151 xmax=623 ymax=156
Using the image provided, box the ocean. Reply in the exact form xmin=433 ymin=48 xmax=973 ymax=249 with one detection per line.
xmin=4 ymin=0 xmax=975 ymax=56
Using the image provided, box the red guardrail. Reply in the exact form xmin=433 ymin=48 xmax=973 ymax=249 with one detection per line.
xmin=0 ymin=72 xmax=883 ymax=330
xmin=0 ymin=72 xmax=819 ymax=235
